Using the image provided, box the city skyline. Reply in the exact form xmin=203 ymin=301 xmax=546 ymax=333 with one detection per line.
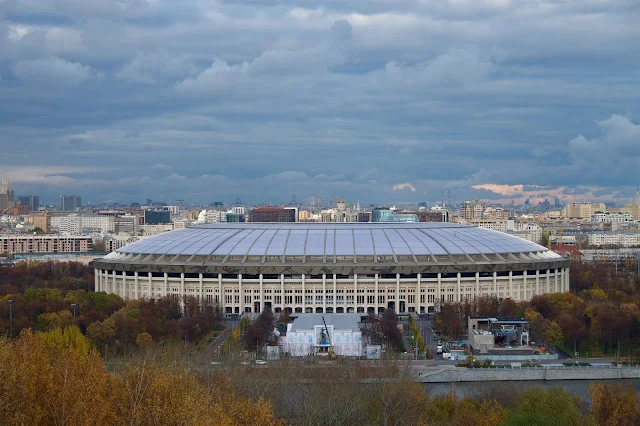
xmin=1 ymin=1 xmax=639 ymax=204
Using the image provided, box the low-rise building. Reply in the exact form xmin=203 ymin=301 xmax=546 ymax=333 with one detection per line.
xmin=0 ymin=234 xmax=92 ymax=255
xmin=588 ymin=232 xmax=640 ymax=247
xmin=141 ymin=224 xmax=174 ymax=236
xmin=591 ymin=212 xmax=634 ymax=224
xmin=281 ymin=314 xmax=363 ymax=357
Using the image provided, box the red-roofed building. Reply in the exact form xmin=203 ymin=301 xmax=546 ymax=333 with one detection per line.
xmin=551 ymin=245 xmax=581 ymax=260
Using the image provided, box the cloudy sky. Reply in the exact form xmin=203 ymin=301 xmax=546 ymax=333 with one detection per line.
xmin=1 ymin=0 xmax=639 ymax=206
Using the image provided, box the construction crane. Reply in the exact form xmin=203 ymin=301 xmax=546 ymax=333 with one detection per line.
xmin=321 ymin=316 xmax=337 ymax=360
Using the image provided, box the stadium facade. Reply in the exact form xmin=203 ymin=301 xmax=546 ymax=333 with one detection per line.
xmin=91 ymin=223 xmax=570 ymax=314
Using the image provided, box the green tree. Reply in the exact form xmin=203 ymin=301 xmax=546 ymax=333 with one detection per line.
xmin=543 ymin=320 xmax=564 ymax=347
xmin=504 ymin=387 xmax=593 ymax=426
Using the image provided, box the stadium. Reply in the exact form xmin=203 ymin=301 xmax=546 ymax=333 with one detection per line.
xmin=92 ymin=223 xmax=570 ymax=314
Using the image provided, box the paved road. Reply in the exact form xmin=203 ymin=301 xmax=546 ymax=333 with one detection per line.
xmin=416 ymin=318 xmax=439 ymax=359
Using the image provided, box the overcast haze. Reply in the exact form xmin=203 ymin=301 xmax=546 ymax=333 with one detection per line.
xmin=1 ymin=0 xmax=639 ymax=206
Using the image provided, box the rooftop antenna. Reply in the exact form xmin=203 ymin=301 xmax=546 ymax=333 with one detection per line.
xmin=448 ymin=189 xmax=451 ymax=208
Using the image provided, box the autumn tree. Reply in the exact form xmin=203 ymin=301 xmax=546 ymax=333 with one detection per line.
xmin=589 ymin=383 xmax=640 ymax=426
xmin=245 ymin=308 xmax=277 ymax=350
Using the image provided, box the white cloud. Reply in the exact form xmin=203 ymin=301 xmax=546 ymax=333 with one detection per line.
xmin=12 ymin=57 xmax=101 ymax=85
xmin=117 ymin=52 xmax=199 ymax=84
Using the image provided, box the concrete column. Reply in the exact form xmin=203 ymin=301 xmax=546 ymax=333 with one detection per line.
xmin=322 ymin=274 xmax=327 ymax=312
xmin=523 ymin=270 xmax=527 ymax=301
xmin=457 ymin=273 xmax=462 ymax=302
xmin=509 ymin=271 xmax=513 ymax=299
xmin=259 ymin=274 xmax=264 ymax=313
xmin=94 ymin=270 xmax=99 ymax=292
xmin=163 ymin=272 xmax=168 ymax=298
xmin=375 ymin=274 xmax=379 ymax=312
xmin=238 ymin=274 xmax=242 ymax=313
xmin=565 ymin=268 xmax=570 ymax=292
xmin=546 ymin=269 xmax=550 ymax=294
xmin=416 ymin=273 xmax=421 ymax=313
xmin=134 ymin=271 xmax=139 ymax=299
xmin=437 ymin=273 xmax=442 ymax=309
xmin=475 ymin=272 xmax=479 ymax=300
xmin=493 ymin=271 xmax=497 ymax=297
xmin=199 ymin=273 xmax=204 ymax=304
xmin=396 ymin=273 xmax=400 ymax=312
xmin=280 ymin=274 xmax=285 ymax=311
xmin=535 ymin=270 xmax=540 ymax=296
xmin=554 ymin=269 xmax=559 ymax=293
xmin=218 ymin=274 xmax=222 ymax=307
xmin=302 ymin=274 xmax=305 ymax=311
xmin=112 ymin=270 xmax=117 ymax=297
xmin=121 ymin=271 xmax=127 ymax=299
xmin=148 ymin=272 xmax=152 ymax=299
xmin=353 ymin=274 xmax=357 ymax=312
xmin=333 ymin=274 xmax=337 ymax=312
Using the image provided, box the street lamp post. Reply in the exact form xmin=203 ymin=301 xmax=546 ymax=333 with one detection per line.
xmin=8 ymin=299 xmax=13 ymax=338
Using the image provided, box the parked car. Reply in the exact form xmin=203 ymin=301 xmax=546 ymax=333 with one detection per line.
xmin=255 ymin=359 xmax=267 ymax=365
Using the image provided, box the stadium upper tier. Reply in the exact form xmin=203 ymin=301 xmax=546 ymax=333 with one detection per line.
xmin=104 ymin=223 xmax=562 ymax=267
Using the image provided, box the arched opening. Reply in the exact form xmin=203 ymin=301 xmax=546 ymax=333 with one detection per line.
xmin=326 ymin=307 xmax=334 ymax=313
xmin=274 ymin=307 xmax=281 ymax=313
xmin=427 ymin=306 xmax=435 ymax=313
xmin=387 ymin=301 xmax=395 ymax=311
xmin=225 ymin=307 xmax=232 ymax=313
xmin=295 ymin=307 xmax=302 ymax=313
xmin=336 ymin=307 xmax=344 ymax=313
xmin=315 ymin=307 xmax=324 ymax=313
xmin=347 ymin=307 xmax=354 ymax=313
xmin=378 ymin=307 xmax=385 ymax=313
xmin=305 ymin=307 xmax=313 ymax=313
xmin=367 ymin=307 xmax=375 ymax=314
xmin=357 ymin=307 xmax=364 ymax=313
xmin=285 ymin=307 xmax=293 ymax=314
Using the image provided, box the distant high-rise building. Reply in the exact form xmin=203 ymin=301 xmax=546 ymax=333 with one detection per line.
xmin=633 ymin=186 xmax=640 ymax=206
xmin=0 ymin=177 xmax=15 ymax=211
xmin=461 ymin=200 xmax=485 ymax=220
xmin=371 ymin=208 xmax=418 ymax=223
xmin=146 ymin=199 xmax=153 ymax=206
xmin=554 ymin=197 xmax=561 ymax=208
xmin=18 ymin=195 xmax=39 ymax=212
xmin=59 ymin=195 xmax=81 ymax=211
xmin=144 ymin=209 xmax=171 ymax=224
xmin=249 ymin=206 xmax=298 ymax=222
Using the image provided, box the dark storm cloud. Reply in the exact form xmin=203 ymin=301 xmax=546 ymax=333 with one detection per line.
xmin=1 ymin=0 xmax=639 ymax=205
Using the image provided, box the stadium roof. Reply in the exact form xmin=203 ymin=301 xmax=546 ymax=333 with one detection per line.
xmin=115 ymin=223 xmax=553 ymax=258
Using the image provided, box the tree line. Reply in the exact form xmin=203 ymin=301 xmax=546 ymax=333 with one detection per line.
xmin=0 ymin=261 xmax=224 ymax=356
xmin=3 ymin=328 xmax=640 ymax=425
xmin=434 ymin=261 xmax=640 ymax=359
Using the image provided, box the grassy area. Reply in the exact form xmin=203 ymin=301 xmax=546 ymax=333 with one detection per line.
xmin=563 ymin=362 xmax=592 ymax=367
